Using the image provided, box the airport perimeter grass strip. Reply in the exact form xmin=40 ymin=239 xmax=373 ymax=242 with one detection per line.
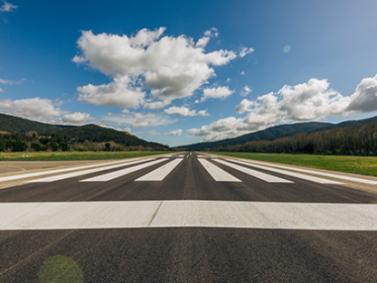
xmin=214 ymin=152 xmax=377 ymax=177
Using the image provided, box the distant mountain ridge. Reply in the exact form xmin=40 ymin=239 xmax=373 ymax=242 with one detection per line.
xmin=0 ymin=113 xmax=168 ymax=151
xmin=178 ymin=116 xmax=377 ymax=155
xmin=179 ymin=121 xmax=332 ymax=151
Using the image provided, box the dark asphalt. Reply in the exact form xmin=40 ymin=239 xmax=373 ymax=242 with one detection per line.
xmin=1 ymin=152 xmax=377 ymax=282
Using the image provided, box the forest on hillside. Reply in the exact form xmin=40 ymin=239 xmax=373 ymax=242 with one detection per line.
xmin=221 ymin=122 xmax=377 ymax=155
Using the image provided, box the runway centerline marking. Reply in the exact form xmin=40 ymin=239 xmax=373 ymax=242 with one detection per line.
xmin=198 ymin=158 xmax=241 ymax=182
xmin=1 ymin=201 xmax=377 ymax=231
xmin=214 ymin=159 xmax=293 ymax=183
xmin=136 ymin=158 xmax=183 ymax=181
xmin=224 ymin=158 xmax=343 ymax=184
xmin=81 ymin=158 xmax=168 ymax=182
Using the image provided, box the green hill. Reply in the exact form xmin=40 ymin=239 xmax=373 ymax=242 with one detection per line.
xmin=0 ymin=113 xmax=168 ymax=151
xmin=179 ymin=116 xmax=377 ymax=155
xmin=179 ymin=122 xmax=332 ymax=151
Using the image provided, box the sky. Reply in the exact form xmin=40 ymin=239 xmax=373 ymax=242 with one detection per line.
xmin=1 ymin=0 xmax=377 ymax=146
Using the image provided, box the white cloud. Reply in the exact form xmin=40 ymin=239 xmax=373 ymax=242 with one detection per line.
xmin=202 ymin=86 xmax=234 ymax=101
xmin=0 ymin=98 xmax=61 ymax=122
xmin=240 ymin=71 xmax=246 ymax=76
xmin=190 ymin=77 xmax=377 ymax=141
xmin=168 ymin=129 xmax=183 ymax=136
xmin=240 ymin=85 xmax=252 ymax=96
xmin=0 ymin=87 xmax=3 ymax=93
xmin=164 ymin=106 xmax=208 ymax=117
xmin=62 ymin=112 xmax=92 ymax=124
xmin=348 ymin=74 xmax=377 ymax=112
xmin=0 ymin=78 xmax=14 ymax=84
xmin=104 ymin=112 xmax=171 ymax=128
xmin=239 ymin=47 xmax=254 ymax=58
xmin=78 ymin=76 xmax=144 ymax=109
xmin=196 ymin=27 xmax=218 ymax=48
xmin=0 ymin=1 xmax=17 ymax=12
xmin=74 ymin=28 xmax=237 ymax=109
xmin=187 ymin=117 xmax=248 ymax=141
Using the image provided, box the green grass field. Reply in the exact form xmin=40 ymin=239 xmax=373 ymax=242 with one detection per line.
xmin=214 ymin=152 xmax=377 ymax=176
xmin=0 ymin=151 xmax=172 ymax=161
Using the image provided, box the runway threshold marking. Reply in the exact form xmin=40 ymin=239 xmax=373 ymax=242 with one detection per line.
xmin=214 ymin=159 xmax=293 ymax=183
xmin=135 ymin=158 xmax=183 ymax=181
xmin=1 ymin=201 xmax=377 ymax=231
xmin=198 ymin=158 xmax=241 ymax=182
xmin=225 ymin=158 xmax=343 ymax=185
xmin=231 ymin=158 xmax=377 ymax=185
xmin=28 ymin=158 xmax=156 ymax=183
xmin=0 ymin=159 xmax=139 ymax=183
xmin=81 ymin=158 xmax=168 ymax=182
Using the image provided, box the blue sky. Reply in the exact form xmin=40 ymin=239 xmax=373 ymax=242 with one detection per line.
xmin=1 ymin=0 xmax=377 ymax=146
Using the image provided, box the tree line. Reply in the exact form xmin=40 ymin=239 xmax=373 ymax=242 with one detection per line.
xmin=217 ymin=122 xmax=377 ymax=155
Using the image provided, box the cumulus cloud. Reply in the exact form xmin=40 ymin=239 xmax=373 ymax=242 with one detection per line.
xmin=202 ymin=86 xmax=234 ymax=101
xmin=348 ymin=74 xmax=377 ymax=112
xmin=62 ymin=112 xmax=92 ymax=124
xmin=187 ymin=117 xmax=248 ymax=141
xmin=196 ymin=27 xmax=218 ymax=48
xmin=78 ymin=76 xmax=144 ymax=109
xmin=189 ymin=76 xmax=377 ymax=141
xmin=164 ymin=106 xmax=208 ymax=117
xmin=239 ymin=47 xmax=254 ymax=58
xmin=168 ymin=129 xmax=183 ymax=136
xmin=240 ymin=85 xmax=252 ymax=96
xmin=0 ymin=98 xmax=61 ymax=122
xmin=0 ymin=1 xmax=17 ymax=12
xmin=104 ymin=112 xmax=171 ymax=128
xmin=73 ymin=28 xmax=237 ymax=110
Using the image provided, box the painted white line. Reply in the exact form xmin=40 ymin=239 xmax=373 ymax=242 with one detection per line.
xmin=225 ymin=158 xmax=343 ymax=185
xmin=136 ymin=158 xmax=183 ymax=181
xmin=230 ymin=158 xmax=377 ymax=185
xmin=0 ymin=159 xmax=141 ymax=183
xmin=81 ymin=158 xmax=168 ymax=182
xmin=214 ymin=159 xmax=293 ymax=183
xmin=29 ymin=158 xmax=156 ymax=183
xmin=198 ymin=158 xmax=241 ymax=182
xmin=1 ymin=200 xmax=377 ymax=231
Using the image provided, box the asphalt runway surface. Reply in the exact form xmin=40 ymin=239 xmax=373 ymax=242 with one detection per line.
xmin=1 ymin=152 xmax=377 ymax=282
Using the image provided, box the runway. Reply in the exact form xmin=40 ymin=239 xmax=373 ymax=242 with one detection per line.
xmin=1 ymin=152 xmax=377 ymax=282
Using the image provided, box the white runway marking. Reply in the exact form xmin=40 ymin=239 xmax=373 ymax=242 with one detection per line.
xmin=233 ymin=158 xmax=377 ymax=185
xmin=214 ymin=159 xmax=293 ymax=183
xmin=136 ymin=158 xmax=183 ymax=181
xmin=225 ymin=158 xmax=343 ymax=185
xmin=0 ymin=159 xmax=138 ymax=183
xmin=28 ymin=158 xmax=156 ymax=183
xmin=1 ymin=200 xmax=377 ymax=231
xmin=198 ymin=158 xmax=241 ymax=182
xmin=81 ymin=158 xmax=168 ymax=182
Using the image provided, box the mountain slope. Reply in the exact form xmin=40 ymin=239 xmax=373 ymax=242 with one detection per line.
xmin=179 ymin=116 xmax=377 ymax=155
xmin=0 ymin=113 xmax=168 ymax=151
xmin=180 ymin=122 xmax=332 ymax=151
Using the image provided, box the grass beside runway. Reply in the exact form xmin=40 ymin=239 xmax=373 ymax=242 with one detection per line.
xmin=0 ymin=151 xmax=173 ymax=161
xmin=213 ymin=152 xmax=377 ymax=176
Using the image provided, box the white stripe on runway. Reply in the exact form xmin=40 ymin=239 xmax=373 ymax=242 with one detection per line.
xmin=198 ymin=158 xmax=241 ymax=182
xmin=136 ymin=158 xmax=183 ymax=181
xmin=225 ymin=158 xmax=343 ymax=185
xmin=1 ymin=200 xmax=377 ymax=231
xmin=29 ymin=158 xmax=156 ymax=183
xmin=230 ymin=158 xmax=377 ymax=185
xmin=214 ymin=159 xmax=292 ymax=183
xmin=81 ymin=158 xmax=168 ymax=182
xmin=0 ymin=159 xmax=140 ymax=183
